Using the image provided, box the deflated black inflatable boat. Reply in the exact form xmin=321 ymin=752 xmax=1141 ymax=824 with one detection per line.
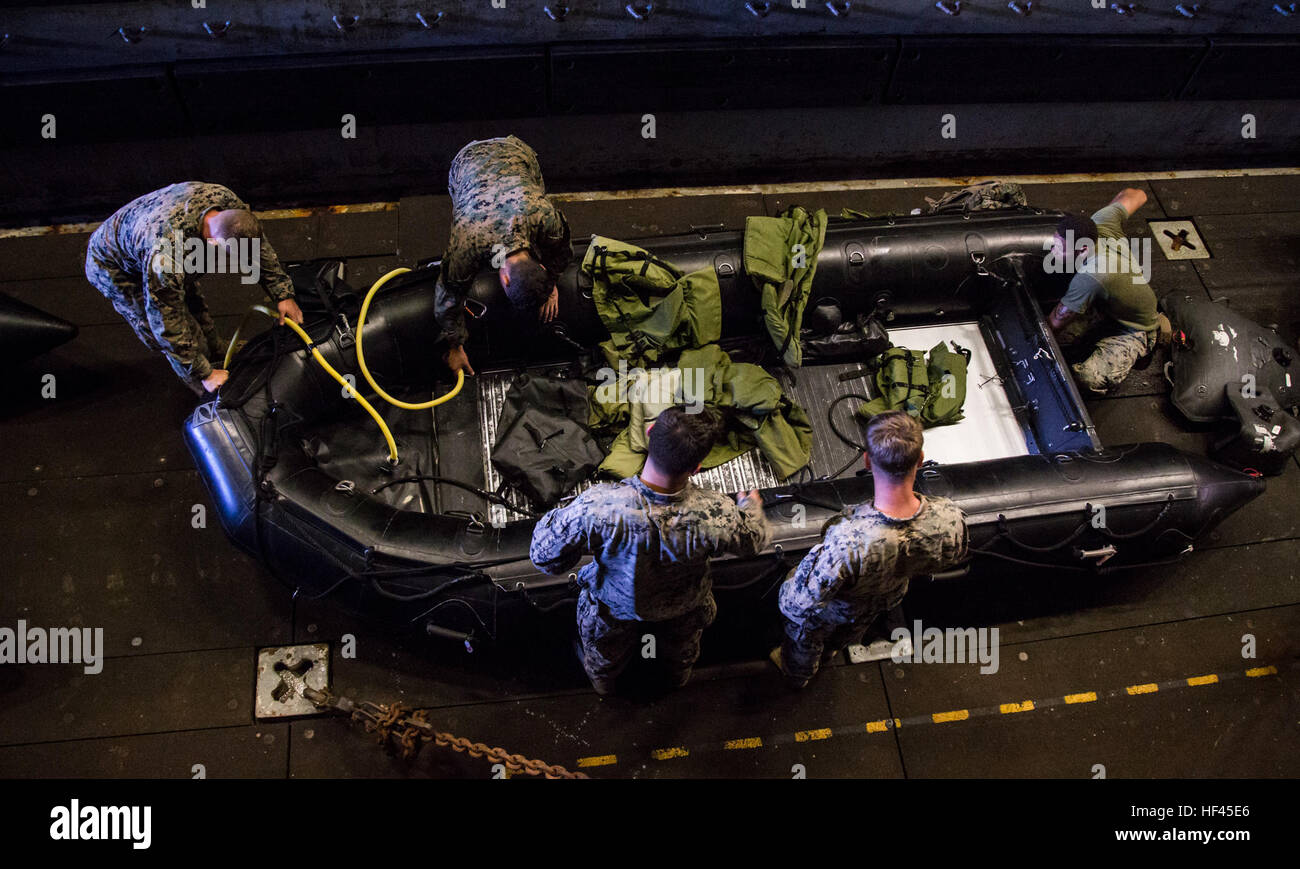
xmin=184 ymin=210 xmax=1265 ymax=645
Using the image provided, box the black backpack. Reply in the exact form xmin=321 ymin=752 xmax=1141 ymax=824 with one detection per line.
xmin=491 ymin=374 xmax=605 ymax=509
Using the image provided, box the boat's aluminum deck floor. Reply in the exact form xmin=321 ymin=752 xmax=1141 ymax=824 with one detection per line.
xmin=473 ymin=322 xmax=1029 ymax=523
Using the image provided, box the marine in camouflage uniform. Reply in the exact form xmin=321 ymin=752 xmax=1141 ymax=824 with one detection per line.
xmin=85 ymin=182 xmax=296 ymax=394
xmin=777 ymin=495 xmax=968 ymax=683
xmin=530 ymin=477 xmax=770 ymax=689
xmin=1051 ymin=194 xmax=1161 ymax=394
xmin=434 ymin=135 xmax=573 ymax=349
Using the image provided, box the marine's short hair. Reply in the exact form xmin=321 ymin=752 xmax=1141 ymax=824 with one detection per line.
xmin=209 ymin=208 xmax=262 ymax=241
xmin=1054 ymin=214 xmax=1098 ymax=252
xmin=866 ymin=410 xmax=924 ymax=478
xmin=502 ymin=253 xmax=550 ymax=314
xmin=648 ymin=405 xmax=723 ymax=476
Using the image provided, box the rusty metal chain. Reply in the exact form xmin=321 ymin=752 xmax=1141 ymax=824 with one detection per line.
xmin=304 ymin=687 xmax=588 ymax=779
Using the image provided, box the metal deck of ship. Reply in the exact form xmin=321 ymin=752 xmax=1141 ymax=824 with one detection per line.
xmin=1 ymin=171 xmax=1297 ymax=778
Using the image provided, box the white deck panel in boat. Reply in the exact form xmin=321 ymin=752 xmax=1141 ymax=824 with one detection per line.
xmin=884 ymin=321 xmax=1031 ymax=464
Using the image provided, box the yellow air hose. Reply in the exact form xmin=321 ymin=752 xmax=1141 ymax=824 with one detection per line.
xmin=241 ymin=304 xmax=400 ymax=465
xmin=356 ymin=267 xmax=465 ymax=410
xmin=228 ymin=269 xmax=466 ymax=466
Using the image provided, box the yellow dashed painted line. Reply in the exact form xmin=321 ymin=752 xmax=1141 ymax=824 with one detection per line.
xmin=575 ymin=662 xmax=1288 ymax=771
xmin=794 ymin=728 xmax=833 ymax=742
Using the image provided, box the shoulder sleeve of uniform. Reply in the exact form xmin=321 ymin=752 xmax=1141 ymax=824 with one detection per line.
xmin=722 ymin=493 xmax=770 ymax=558
xmin=532 ymin=203 xmax=573 ymax=277
xmin=1060 ymin=272 xmax=1102 ymax=314
xmin=529 ymin=490 xmax=603 ymax=575
xmin=254 ymin=234 xmax=295 ymax=301
xmin=1090 ymin=203 xmax=1127 ymax=240
xmin=432 ymin=271 xmax=470 ymax=349
xmin=778 ymin=529 xmax=861 ymax=621
xmin=928 ymin=498 xmax=971 ymax=565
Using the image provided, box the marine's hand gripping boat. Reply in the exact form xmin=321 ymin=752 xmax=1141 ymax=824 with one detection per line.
xmin=184 ymin=209 xmax=1264 ymax=646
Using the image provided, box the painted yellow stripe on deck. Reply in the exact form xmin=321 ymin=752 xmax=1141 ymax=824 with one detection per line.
xmin=1064 ymin=692 xmax=1097 ymax=704
xmin=576 ymin=754 xmax=617 ymax=768
xmin=258 ymin=201 xmax=397 ymax=219
xmin=865 ymin=720 xmax=891 ymax=733
xmin=724 ymin=737 xmax=763 ymax=750
xmin=8 ymin=168 xmax=1297 ymax=238
xmin=795 ymin=728 xmax=832 ymax=742
xmin=1126 ymin=683 xmax=1159 ymax=695
xmin=651 ymin=747 xmax=689 ymax=760
xmin=1000 ymin=700 xmax=1034 ymax=714
xmin=1246 ymin=666 xmax=1277 ymax=677
xmin=932 ymin=709 xmax=970 ymax=723
xmin=550 ymin=167 xmax=1300 ymax=203
xmin=1187 ymin=674 xmax=1219 ymax=687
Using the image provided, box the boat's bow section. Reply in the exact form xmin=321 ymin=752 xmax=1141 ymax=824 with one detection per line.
xmin=0 ymin=292 xmax=78 ymax=362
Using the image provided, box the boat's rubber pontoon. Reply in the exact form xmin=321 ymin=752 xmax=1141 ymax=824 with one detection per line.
xmin=184 ymin=209 xmax=1264 ymax=645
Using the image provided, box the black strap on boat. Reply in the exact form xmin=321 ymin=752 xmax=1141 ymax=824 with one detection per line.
xmin=713 ymin=546 xmax=791 ymax=595
xmin=369 ymin=574 xmax=481 ymax=603
xmin=257 ymin=402 xmax=282 ymax=476
xmin=970 ymin=548 xmax=1089 ymax=572
xmin=312 ymin=261 xmax=343 ymax=322
xmin=994 ymin=512 xmax=1092 ymax=553
xmin=782 ymin=484 xmax=847 ymax=513
xmin=1096 ymin=494 xmax=1175 ymax=540
xmin=369 ymin=474 xmax=537 ymax=519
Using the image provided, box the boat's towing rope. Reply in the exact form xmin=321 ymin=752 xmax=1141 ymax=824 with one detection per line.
xmin=302 ymin=686 xmax=588 ymax=779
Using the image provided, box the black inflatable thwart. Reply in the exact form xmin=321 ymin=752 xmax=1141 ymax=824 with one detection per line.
xmin=184 ymin=212 xmax=1267 ymax=645
xmin=1163 ymin=293 xmax=1300 ymax=424
xmin=1213 ymin=385 xmax=1300 ymax=476
xmin=0 ymin=292 xmax=78 ymax=363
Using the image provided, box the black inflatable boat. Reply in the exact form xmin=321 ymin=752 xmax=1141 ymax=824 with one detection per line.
xmin=184 ymin=209 xmax=1265 ymax=646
